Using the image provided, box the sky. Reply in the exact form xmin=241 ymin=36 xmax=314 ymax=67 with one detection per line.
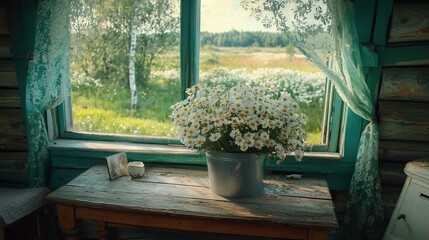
xmin=200 ymin=0 xmax=275 ymax=33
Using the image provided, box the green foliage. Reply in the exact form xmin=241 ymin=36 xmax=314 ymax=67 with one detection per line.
xmin=71 ymin=32 xmax=129 ymax=87
xmin=251 ymin=42 xmax=261 ymax=48
xmin=285 ymin=43 xmax=296 ymax=61
xmin=70 ymin=0 xmax=180 ymax=87
xmin=200 ymin=30 xmax=290 ymax=48
xmin=202 ymin=53 xmax=219 ymax=65
xmin=202 ymin=45 xmax=220 ymax=52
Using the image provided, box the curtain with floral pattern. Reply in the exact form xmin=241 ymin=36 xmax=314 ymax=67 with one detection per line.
xmin=241 ymin=0 xmax=383 ymax=239
xmin=26 ymin=0 xmax=70 ymax=187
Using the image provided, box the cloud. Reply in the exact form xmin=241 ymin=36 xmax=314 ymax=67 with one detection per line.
xmin=200 ymin=0 xmax=274 ymax=32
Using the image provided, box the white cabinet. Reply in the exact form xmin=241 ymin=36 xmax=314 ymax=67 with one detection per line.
xmin=384 ymin=159 xmax=429 ymax=240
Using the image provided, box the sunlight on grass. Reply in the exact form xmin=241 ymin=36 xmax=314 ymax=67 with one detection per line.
xmin=72 ymin=104 xmax=321 ymax=144
xmin=306 ymin=132 xmax=322 ymax=145
xmin=158 ymin=47 xmax=319 ymax=73
xmin=73 ymin=107 xmax=178 ymax=137
xmin=71 ymin=47 xmax=325 ymax=144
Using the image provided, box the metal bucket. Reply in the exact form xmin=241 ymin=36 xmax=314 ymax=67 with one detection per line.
xmin=206 ymin=151 xmax=266 ymax=198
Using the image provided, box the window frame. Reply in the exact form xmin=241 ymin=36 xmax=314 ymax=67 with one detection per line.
xmin=55 ymin=0 xmax=343 ymax=157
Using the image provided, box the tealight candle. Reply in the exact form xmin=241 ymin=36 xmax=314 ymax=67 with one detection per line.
xmin=128 ymin=161 xmax=145 ymax=178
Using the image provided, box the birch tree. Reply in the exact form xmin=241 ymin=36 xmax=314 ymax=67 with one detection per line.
xmin=129 ymin=4 xmax=141 ymax=110
xmin=71 ymin=0 xmax=179 ymax=109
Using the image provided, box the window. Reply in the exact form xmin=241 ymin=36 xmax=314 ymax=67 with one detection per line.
xmin=69 ymin=0 xmax=181 ymax=139
xmin=62 ymin=0 xmax=342 ymax=151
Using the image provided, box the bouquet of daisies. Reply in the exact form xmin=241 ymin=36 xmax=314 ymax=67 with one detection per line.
xmin=170 ymin=84 xmax=307 ymax=161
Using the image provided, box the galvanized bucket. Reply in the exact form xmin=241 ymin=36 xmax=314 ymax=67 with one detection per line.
xmin=206 ymin=151 xmax=267 ymax=198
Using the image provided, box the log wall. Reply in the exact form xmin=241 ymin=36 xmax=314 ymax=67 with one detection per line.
xmin=379 ymin=0 xmax=429 ymax=226
xmin=0 ymin=0 xmax=28 ymax=187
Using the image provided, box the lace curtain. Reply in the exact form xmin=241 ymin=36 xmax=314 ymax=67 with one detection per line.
xmin=26 ymin=0 xmax=70 ymax=187
xmin=241 ymin=0 xmax=383 ymax=239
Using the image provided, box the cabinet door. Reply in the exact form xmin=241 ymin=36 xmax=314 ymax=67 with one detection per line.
xmin=391 ymin=180 xmax=429 ymax=240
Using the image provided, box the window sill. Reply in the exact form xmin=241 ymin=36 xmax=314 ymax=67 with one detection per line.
xmin=50 ymin=139 xmax=341 ymax=160
xmin=50 ymin=139 xmax=199 ymax=156
xmin=49 ymin=139 xmax=351 ymax=191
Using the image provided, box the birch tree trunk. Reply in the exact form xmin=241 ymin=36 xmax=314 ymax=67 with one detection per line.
xmin=128 ymin=5 xmax=140 ymax=110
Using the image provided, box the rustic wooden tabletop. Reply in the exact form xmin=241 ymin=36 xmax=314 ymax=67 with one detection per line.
xmin=47 ymin=164 xmax=338 ymax=239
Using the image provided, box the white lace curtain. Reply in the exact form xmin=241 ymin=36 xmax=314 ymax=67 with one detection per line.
xmin=241 ymin=0 xmax=383 ymax=239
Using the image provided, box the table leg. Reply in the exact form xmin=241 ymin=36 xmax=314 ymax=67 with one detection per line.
xmin=57 ymin=204 xmax=79 ymax=240
xmin=308 ymin=229 xmax=328 ymax=240
xmin=97 ymin=221 xmax=108 ymax=240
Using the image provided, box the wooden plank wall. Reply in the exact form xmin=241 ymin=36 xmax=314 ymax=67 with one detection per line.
xmin=378 ymin=1 xmax=429 ymax=223
xmin=0 ymin=0 xmax=28 ymax=187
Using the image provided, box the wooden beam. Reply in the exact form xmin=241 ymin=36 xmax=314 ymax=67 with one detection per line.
xmin=0 ymin=71 xmax=17 ymax=88
xmin=379 ymin=121 xmax=429 ymax=142
xmin=0 ymin=109 xmax=26 ymax=136
xmin=388 ymin=2 xmax=429 ymax=43
xmin=379 ymin=67 xmax=429 ymax=101
xmin=0 ymin=152 xmax=28 ymax=184
xmin=0 ymin=89 xmax=21 ymax=108
xmin=372 ymin=0 xmax=393 ymax=45
xmin=0 ymin=135 xmax=27 ymax=151
xmin=0 ymin=151 xmax=28 ymax=161
xmin=0 ymin=35 xmax=11 ymax=58
xmin=0 ymin=60 xmax=14 ymax=71
xmin=379 ymin=101 xmax=429 ymax=125
xmin=0 ymin=152 xmax=28 ymax=182
xmin=383 ymin=45 xmax=429 ymax=66
xmin=379 ymin=140 xmax=429 ymax=162
xmin=354 ymin=0 xmax=376 ymax=43
xmin=0 ymin=2 xmax=8 ymax=35
xmin=0 ymin=164 xmax=27 ymax=179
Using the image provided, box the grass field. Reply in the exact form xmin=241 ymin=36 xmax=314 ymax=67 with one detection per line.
xmin=200 ymin=46 xmax=319 ymax=72
xmin=71 ymin=46 xmax=325 ymax=144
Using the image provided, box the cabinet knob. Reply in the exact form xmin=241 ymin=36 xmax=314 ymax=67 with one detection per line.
xmin=397 ymin=214 xmax=406 ymax=220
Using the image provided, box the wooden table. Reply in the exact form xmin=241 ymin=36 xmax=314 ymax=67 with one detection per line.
xmin=46 ymin=165 xmax=338 ymax=240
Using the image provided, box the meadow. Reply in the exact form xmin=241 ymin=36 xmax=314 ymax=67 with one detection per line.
xmin=71 ymin=46 xmax=326 ymax=144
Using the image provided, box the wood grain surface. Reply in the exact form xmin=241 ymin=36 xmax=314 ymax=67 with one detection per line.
xmin=47 ymin=165 xmax=338 ymax=239
xmin=379 ymin=67 xmax=429 ymax=101
xmin=389 ymin=2 xmax=429 ymax=43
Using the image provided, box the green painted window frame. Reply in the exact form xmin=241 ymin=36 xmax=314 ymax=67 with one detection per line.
xmin=53 ymin=0 xmax=346 ymax=162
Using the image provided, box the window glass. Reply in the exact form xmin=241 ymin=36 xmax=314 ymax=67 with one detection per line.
xmin=69 ymin=0 xmax=329 ymax=145
xmin=70 ymin=0 xmax=181 ymax=137
xmin=199 ymin=0 xmax=327 ymax=144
